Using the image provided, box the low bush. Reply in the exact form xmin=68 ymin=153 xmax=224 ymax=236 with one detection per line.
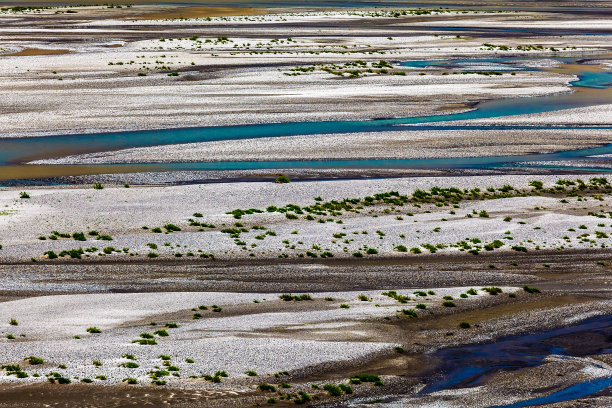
xmin=523 ymin=286 xmax=542 ymax=294
xmin=275 ymin=175 xmax=291 ymax=184
xmin=24 ymin=356 xmax=44 ymax=365
xmin=482 ymin=287 xmax=503 ymax=295
xmin=279 ymin=294 xmax=312 ymax=301
xmin=323 ymin=384 xmax=342 ymax=396
xmin=257 ymin=383 xmax=276 ymax=392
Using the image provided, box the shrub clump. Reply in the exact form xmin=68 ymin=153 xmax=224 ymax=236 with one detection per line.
xmin=323 ymin=384 xmax=342 ymax=396
xmin=398 ymin=309 xmax=418 ymax=318
xmin=349 ymin=374 xmax=380 ymax=384
xmin=257 ymin=383 xmax=276 ymax=392
xmin=523 ymin=286 xmax=542 ymax=294
xmin=279 ymin=294 xmax=312 ymax=301
xmin=275 ymin=175 xmax=291 ymax=184
xmin=24 ymin=356 xmax=44 ymax=365
xmin=482 ymin=287 xmax=503 ymax=295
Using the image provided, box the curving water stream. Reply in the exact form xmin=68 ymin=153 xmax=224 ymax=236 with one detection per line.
xmin=371 ymin=314 xmax=612 ymax=407
xmin=0 ymin=57 xmax=611 ymax=182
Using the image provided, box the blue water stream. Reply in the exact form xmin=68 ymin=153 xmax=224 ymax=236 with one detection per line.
xmin=0 ymin=58 xmax=611 ymax=178
xmin=417 ymin=314 xmax=612 ymax=407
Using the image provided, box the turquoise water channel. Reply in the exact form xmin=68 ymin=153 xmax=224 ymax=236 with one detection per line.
xmin=1 ymin=58 xmax=611 ymax=179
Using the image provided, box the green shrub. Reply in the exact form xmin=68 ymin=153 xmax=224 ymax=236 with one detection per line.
xmin=323 ymin=384 xmax=342 ymax=396
xmin=48 ymin=375 xmax=71 ymax=384
xmin=2 ymin=364 xmax=20 ymax=372
xmin=529 ymin=180 xmax=543 ymax=190
xmin=482 ymin=287 xmax=503 ymax=295
xmin=245 ymin=370 xmax=257 ymax=376
xmin=458 ymin=321 xmax=471 ymax=329
xmin=44 ymin=250 xmax=58 ymax=259
xmin=132 ymin=339 xmax=157 ymax=345
xmin=279 ymin=294 xmax=312 ymax=301
xmin=339 ymin=384 xmax=353 ymax=394
xmin=350 ymin=374 xmax=380 ymax=383
xmin=442 ymin=301 xmax=456 ymax=307
xmin=257 ymin=383 xmax=276 ymax=392
xmin=72 ymin=232 xmax=86 ymax=241
xmin=294 ymin=392 xmax=311 ymax=404
xmin=86 ymin=327 xmax=101 ymax=334
xmin=275 ymin=175 xmax=291 ymax=184
xmin=164 ymin=224 xmax=181 ymax=232
xmin=24 ymin=356 xmax=44 ymax=365
xmin=398 ymin=309 xmax=417 ymax=318
xmin=523 ymin=286 xmax=541 ymax=294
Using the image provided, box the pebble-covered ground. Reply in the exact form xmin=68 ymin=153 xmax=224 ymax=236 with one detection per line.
xmin=1 ymin=3 xmax=612 ymax=407
xmin=1 ymin=174 xmax=611 ymax=406
xmin=2 ymin=175 xmax=612 ymax=263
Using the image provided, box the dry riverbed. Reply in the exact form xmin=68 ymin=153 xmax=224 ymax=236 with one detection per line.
xmin=1 ymin=4 xmax=611 ymax=407
xmin=1 ymin=174 xmax=612 ymax=406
